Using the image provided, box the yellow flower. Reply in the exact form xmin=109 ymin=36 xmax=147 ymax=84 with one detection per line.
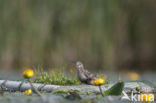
xmin=24 ymin=89 xmax=32 ymax=95
xmin=127 ymin=71 xmax=140 ymax=80
xmin=93 ymin=78 xmax=105 ymax=86
xmin=139 ymin=93 xmax=154 ymax=102
xmin=23 ymin=69 xmax=34 ymax=79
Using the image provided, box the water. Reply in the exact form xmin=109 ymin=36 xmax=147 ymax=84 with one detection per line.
xmin=0 ymin=92 xmax=130 ymax=103
xmin=0 ymin=71 xmax=155 ymax=103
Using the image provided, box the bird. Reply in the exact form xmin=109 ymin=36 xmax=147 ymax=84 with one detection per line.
xmin=75 ymin=61 xmax=97 ymax=85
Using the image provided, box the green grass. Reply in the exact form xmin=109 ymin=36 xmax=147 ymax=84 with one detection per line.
xmin=33 ymin=69 xmax=81 ymax=85
xmin=33 ymin=68 xmax=110 ymax=85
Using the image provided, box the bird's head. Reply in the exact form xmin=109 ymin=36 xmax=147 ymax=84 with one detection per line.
xmin=75 ymin=61 xmax=84 ymax=70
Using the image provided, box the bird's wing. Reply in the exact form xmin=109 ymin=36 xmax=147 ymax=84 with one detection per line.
xmin=84 ymin=70 xmax=96 ymax=79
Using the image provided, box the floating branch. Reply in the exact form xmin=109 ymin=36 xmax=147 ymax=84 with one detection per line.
xmin=0 ymin=80 xmax=154 ymax=94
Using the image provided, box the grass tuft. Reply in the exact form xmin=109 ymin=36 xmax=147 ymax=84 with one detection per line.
xmin=33 ymin=68 xmax=81 ymax=85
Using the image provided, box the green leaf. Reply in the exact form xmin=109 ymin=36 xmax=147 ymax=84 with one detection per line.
xmin=104 ymin=81 xmax=124 ymax=96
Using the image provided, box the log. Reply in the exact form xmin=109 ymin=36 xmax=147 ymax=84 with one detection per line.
xmin=0 ymin=80 xmax=155 ymax=93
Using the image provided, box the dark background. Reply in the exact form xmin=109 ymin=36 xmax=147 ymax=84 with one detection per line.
xmin=0 ymin=0 xmax=155 ymax=72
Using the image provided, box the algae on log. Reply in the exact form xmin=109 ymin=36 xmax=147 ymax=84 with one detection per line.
xmin=0 ymin=80 xmax=155 ymax=94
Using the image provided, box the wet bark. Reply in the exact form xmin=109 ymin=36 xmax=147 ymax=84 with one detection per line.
xmin=0 ymin=80 xmax=154 ymax=93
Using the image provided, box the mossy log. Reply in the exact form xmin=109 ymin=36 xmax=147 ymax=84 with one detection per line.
xmin=0 ymin=80 xmax=155 ymax=93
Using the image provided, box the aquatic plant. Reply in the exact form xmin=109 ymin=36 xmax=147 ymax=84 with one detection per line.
xmin=103 ymin=81 xmax=124 ymax=96
xmin=24 ymin=89 xmax=32 ymax=95
xmin=34 ymin=69 xmax=81 ymax=85
xmin=93 ymin=78 xmax=105 ymax=97
xmin=23 ymin=69 xmax=42 ymax=97
xmin=23 ymin=69 xmax=34 ymax=79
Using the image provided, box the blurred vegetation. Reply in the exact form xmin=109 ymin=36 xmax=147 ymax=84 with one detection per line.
xmin=34 ymin=68 xmax=110 ymax=85
xmin=0 ymin=0 xmax=155 ymax=71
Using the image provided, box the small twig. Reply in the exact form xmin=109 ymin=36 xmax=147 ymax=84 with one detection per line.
xmin=19 ymin=81 xmax=24 ymax=92
xmin=38 ymin=84 xmax=46 ymax=91
xmin=99 ymin=85 xmax=104 ymax=97
xmin=28 ymin=79 xmax=42 ymax=97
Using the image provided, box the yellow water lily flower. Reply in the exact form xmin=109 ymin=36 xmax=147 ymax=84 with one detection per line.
xmin=23 ymin=69 xmax=34 ymax=79
xmin=93 ymin=78 xmax=105 ymax=86
xmin=127 ymin=71 xmax=140 ymax=80
xmin=24 ymin=89 xmax=32 ymax=95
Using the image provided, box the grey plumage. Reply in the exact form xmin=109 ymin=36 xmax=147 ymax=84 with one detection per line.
xmin=75 ymin=61 xmax=97 ymax=85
